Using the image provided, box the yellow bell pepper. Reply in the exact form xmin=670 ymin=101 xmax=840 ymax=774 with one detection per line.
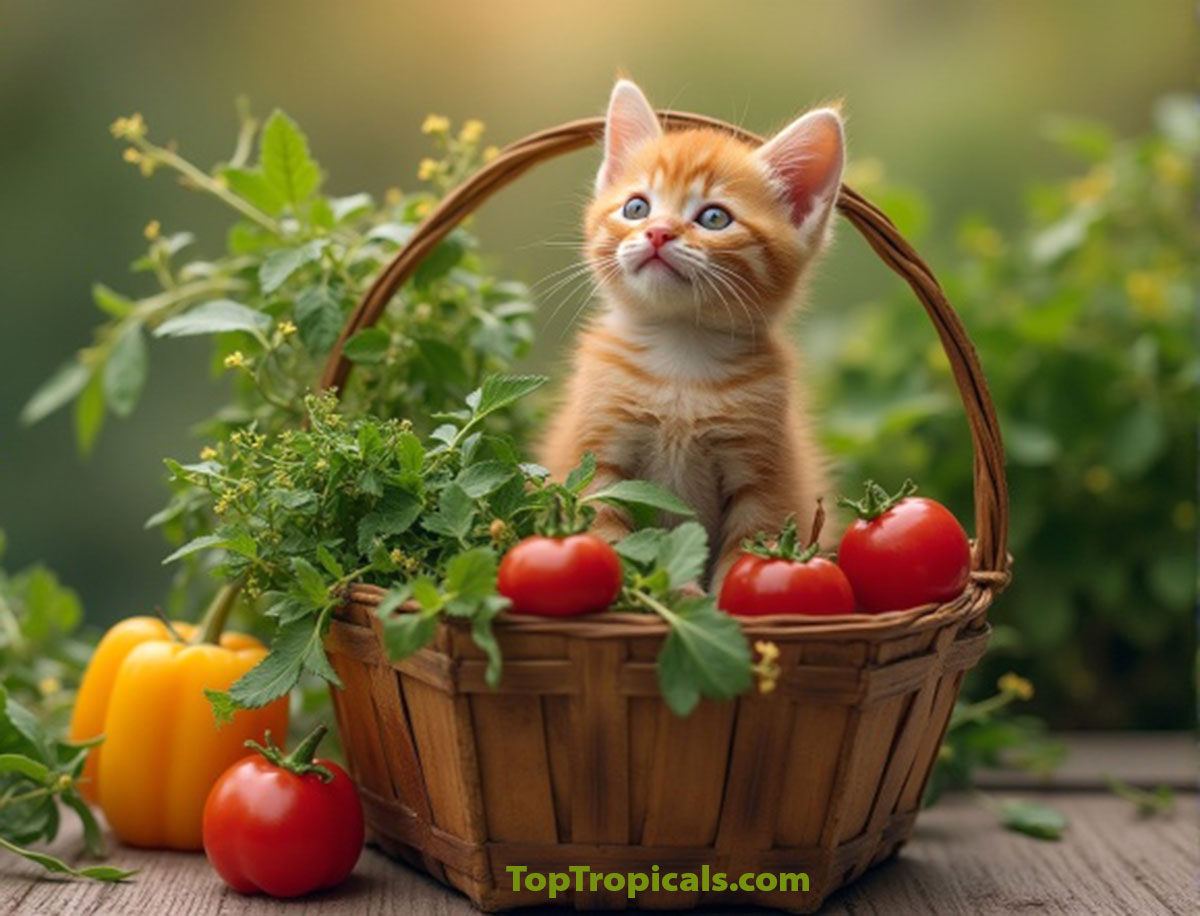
xmin=68 ymin=585 xmax=287 ymax=850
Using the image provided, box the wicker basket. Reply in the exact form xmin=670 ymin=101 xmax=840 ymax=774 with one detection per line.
xmin=320 ymin=112 xmax=1011 ymax=913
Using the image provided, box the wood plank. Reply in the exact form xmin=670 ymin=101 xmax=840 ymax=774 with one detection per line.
xmin=1 ymin=736 xmax=1196 ymax=914
xmin=975 ymin=731 xmax=1198 ymax=790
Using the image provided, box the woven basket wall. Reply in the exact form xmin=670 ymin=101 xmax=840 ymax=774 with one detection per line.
xmin=320 ymin=111 xmax=1010 ymax=913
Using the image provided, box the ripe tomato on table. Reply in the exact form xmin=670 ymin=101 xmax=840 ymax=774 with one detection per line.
xmin=837 ymin=480 xmax=971 ymax=613
xmin=497 ymin=533 xmax=622 ymax=617
xmin=202 ymin=725 xmax=364 ymax=898
xmin=718 ymin=514 xmax=855 ymax=617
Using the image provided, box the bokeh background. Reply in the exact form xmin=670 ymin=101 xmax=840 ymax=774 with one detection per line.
xmin=1 ymin=0 xmax=1195 ymax=729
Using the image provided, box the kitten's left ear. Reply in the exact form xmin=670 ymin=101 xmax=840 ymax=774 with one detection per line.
xmin=756 ymin=107 xmax=845 ymax=240
xmin=596 ymin=79 xmax=662 ymax=193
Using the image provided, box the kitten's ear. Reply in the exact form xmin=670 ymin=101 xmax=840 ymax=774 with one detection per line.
xmin=756 ymin=107 xmax=845 ymax=239
xmin=596 ymin=79 xmax=662 ymax=193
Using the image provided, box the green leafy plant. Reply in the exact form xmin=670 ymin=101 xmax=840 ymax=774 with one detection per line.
xmin=0 ymin=537 xmax=130 ymax=881
xmin=171 ymin=381 xmax=759 ymax=720
xmin=817 ymin=95 xmax=1198 ymax=728
xmin=21 ymin=105 xmax=535 ymax=621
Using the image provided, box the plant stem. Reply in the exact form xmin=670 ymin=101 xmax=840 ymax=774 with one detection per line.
xmin=193 ymin=577 xmax=245 ymax=646
xmin=146 ymin=143 xmax=282 ymax=235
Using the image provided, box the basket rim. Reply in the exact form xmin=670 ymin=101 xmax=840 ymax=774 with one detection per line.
xmin=341 ymin=565 xmax=1004 ymax=641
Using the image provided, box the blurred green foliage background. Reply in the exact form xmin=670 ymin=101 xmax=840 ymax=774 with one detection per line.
xmin=0 ymin=0 xmax=1194 ymax=728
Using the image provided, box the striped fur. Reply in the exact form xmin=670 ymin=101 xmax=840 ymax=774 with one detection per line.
xmin=541 ymin=80 xmax=845 ymax=588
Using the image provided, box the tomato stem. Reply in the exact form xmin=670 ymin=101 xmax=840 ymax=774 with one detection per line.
xmin=152 ymin=606 xmax=187 ymax=644
xmin=246 ymin=725 xmax=335 ymax=783
xmin=837 ymin=479 xmax=918 ymax=521
xmin=739 ymin=515 xmax=820 ymax=562
xmin=193 ymin=577 xmax=245 ymax=646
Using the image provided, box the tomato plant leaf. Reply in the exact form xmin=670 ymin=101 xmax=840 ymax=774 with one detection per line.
xmin=258 ymin=239 xmax=327 ymax=294
xmin=997 ymin=798 xmax=1068 ymax=840
xmin=587 ymin=479 xmax=696 ymax=520
xmin=294 ymin=285 xmax=344 ymax=353
xmin=0 ymin=836 xmax=136 ymax=882
xmin=565 ymin=451 xmax=597 ymax=494
xmin=657 ymin=521 xmax=708 ymax=589
xmin=655 ymin=596 xmax=751 ymax=717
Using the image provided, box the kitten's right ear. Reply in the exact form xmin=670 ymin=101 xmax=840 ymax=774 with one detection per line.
xmin=596 ymin=79 xmax=662 ymax=194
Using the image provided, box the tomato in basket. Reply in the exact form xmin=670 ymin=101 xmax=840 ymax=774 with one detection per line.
xmin=719 ymin=513 xmax=855 ymax=617
xmin=836 ymin=480 xmax=971 ymax=613
xmin=498 ymin=533 xmax=622 ymax=617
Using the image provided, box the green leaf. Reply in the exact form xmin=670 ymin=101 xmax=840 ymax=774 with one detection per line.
xmin=61 ymin=792 xmax=105 ymax=858
xmin=0 ymin=836 xmax=137 ymax=882
xmin=467 ymin=374 xmax=548 ymax=422
xmin=356 ymin=488 xmax=422 ymax=553
xmin=0 ymin=753 xmax=51 ymax=783
xmin=471 ymin=613 xmax=504 ymax=688
xmin=330 ymin=192 xmax=373 ymax=223
xmin=154 ymin=300 xmax=272 ymax=338
xmin=422 ymin=484 xmax=475 ymax=541
xmin=396 ymin=431 xmax=425 ymax=476
xmin=456 ymin=461 xmax=516 ymax=498
xmin=565 ymin=452 xmax=597 ymax=494
xmin=444 ymin=548 xmax=498 ymax=602
xmin=73 ymin=371 xmax=106 ymax=456
xmin=997 ymin=798 xmax=1068 ymax=840
xmin=91 ymin=283 xmax=134 ymax=317
xmin=342 ymin=327 xmax=390 ymax=364
xmin=260 ymin=109 xmax=322 ymax=207
xmin=655 ymin=596 xmax=751 ymax=717
xmin=22 ymin=361 xmax=90 ymax=425
xmin=294 ymin=285 xmax=344 ymax=353
xmin=382 ymin=612 xmax=438 ymax=660
xmin=103 ymin=322 xmax=148 ymax=417
xmin=228 ymin=617 xmax=323 ymax=708
xmin=218 ymin=166 xmax=285 ymax=215
xmin=416 ymin=337 xmax=469 ymax=387
xmin=289 ymin=557 xmax=329 ymax=607
xmin=204 ymin=689 xmax=240 ymax=727
xmin=259 ymin=239 xmax=327 ymax=294
xmin=657 ymin=521 xmax=709 ymax=589
xmin=161 ymin=533 xmax=228 ymax=565
xmin=316 ymin=544 xmax=344 ymax=579
xmin=413 ymin=231 xmax=468 ymax=287
xmin=588 ymin=479 xmax=696 ymax=519
xmin=411 ymin=578 xmax=442 ymax=612
xmin=615 ymin=529 xmax=666 ymax=567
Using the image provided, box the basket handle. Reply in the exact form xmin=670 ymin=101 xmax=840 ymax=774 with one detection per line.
xmin=319 ymin=112 xmax=1009 ymax=577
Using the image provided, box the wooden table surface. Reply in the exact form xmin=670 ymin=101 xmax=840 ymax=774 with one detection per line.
xmin=3 ymin=733 xmax=1195 ymax=915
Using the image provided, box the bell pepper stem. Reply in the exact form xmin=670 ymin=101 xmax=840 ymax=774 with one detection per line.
xmin=194 ymin=577 xmax=245 ymax=646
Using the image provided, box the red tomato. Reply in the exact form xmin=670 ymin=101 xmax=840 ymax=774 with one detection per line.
xmin=719 ymin=553 xmax=855 ymax=617
xmin=837 ymin=483 xmax=971 ymax=613
xmin=203 ymin=726 xmax=364 ymax=898
xmin=497 ymin=534 xmax=622 ymax=617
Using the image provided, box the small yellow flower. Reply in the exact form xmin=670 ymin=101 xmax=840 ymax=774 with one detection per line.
xmin=223 ymin=351 xmax=246 ymax=369
xmin=389 ymin=547 xmax=404 ymax=565
xmin=1153 ymin=150 xmax=1190 ymax=187
xmin=199 ymin=446 xmax=218 ymax=461
xmin=110 ymin=113 xmax=146 ymax=140
xmin=38 ymin=676 xmax=61 ymax=697
xmin=1124 ymin=269 xmax=1169 ymax=320
xmin=417 ymin=158 xmax=439 ymax=181
xmin=315 ymin=458 xmax=329 ymax=471
xmin=998 ymin=672 xmax=1034 ymax=701
xmin=214 ymin=496 xmax=231 ymax=515
xmin=1083 ymin=465 xmax=1113 ymax=495
xmin=122 ymin=147 xmax=143 ymax=164
xmin=483 ymin=145 xmax=500 ymax=163
xmin=414 ymin=302 xmax=433 ymax=322
xmin=143 ymin=219 xmax=161 ymax=241
xmin=277 ymin=319 xmax=297 ymax=337
xmin=752 ymin=640 xmax=782 ymax=694
xmin=1067 ymin=164 xmax=1114 ymax=205
xmin=385 ymin=186 xmax=403 ymax=206
xmin=414 ymin=200 xmax=433 ymax=218
xmin=460 ymin=119 xmax=485 ymax=143
xmin=421 ymin=114 xmax=450 ymax=135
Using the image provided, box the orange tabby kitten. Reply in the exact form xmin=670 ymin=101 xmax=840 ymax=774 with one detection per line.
xmin=541 ymin=79 xmax=845 ymax=588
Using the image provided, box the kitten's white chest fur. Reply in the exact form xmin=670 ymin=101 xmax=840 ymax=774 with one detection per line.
xmin=600 ymin=308 xmax=761 ymax=545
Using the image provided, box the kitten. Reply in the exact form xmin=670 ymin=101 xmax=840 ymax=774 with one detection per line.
xmin=541 ymin=79 xmax=845 ymax=589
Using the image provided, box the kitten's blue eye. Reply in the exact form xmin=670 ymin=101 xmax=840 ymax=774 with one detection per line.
xmin=622 ymin=196 xmax=650 ymax=220
xmin=696 ymin=205 xmax=733 ymax=230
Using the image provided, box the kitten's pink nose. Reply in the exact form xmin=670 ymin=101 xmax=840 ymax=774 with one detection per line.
xmin=645 ymin=225 xmax=676 ymax=250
